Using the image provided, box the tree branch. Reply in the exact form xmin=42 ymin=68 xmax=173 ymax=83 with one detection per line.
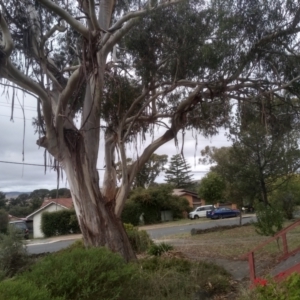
xmin=36 ymin=0 xmax=89 ymax=39
xmin=88 ymin=0 xmax=100 ymax=31
xmin=0 ymin=11 xmax=14 ymax=56
xmin=55 ymin=67 xmax=82 ymax=134
xmin=103 ymin=0 xmax=183 ymax=55
xmin=42 ymin=24 xmax=67 ymax=47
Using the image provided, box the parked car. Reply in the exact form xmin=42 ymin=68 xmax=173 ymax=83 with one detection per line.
xmin=9 ymin=221 xmax=29 ymax=239
xmin=207 ymin=207 xmax=240 ymax=219
xmin=189 ymin=205 xmax=215 ymax=219
xmin=242 ymin=205 xmax=255 ymax=213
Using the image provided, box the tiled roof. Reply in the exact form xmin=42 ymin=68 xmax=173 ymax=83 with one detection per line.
xmin=41 ymin=198 xmax=73 ymax=209
xmin=26 ymin=198 xmax=74 ymax=219
xmin=172 ymin=189 xmax=199 ymax=197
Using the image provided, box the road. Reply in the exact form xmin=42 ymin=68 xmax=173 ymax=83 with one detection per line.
xmin=27 ymin=239 xmax=78 ymax=254
xmin=146 ymin=216 xmax=256 ymax=239
xmin=26 ymin=216 xmax=256 ymax=254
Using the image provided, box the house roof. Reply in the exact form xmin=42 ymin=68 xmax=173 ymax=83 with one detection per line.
xmin=172 ymin=189 xmax=199 ymax=197
xmin=41 ymin=198 xmax=73 ymax=209
xmin=8 ymin=215 xmax=26 ymax=221
xmin=26 ymin=198 xmax=73 ymax=219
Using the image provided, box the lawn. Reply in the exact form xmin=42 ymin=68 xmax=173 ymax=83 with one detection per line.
xmin=157 ymin=221 xmax=300 ymax=280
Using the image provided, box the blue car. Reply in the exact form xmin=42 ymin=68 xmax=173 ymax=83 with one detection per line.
xmin=206 ymin=207 xmax=240 ymax=219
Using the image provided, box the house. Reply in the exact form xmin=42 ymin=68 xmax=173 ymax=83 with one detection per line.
xmin=8 ymin=214 xmax=25 ymax=222
xmin=26 ymin=198 xmax=73 ymax=238
xmin=172 ymin=189 xmax=205 ymax=208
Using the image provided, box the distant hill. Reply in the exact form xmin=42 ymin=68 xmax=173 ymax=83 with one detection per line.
xmin=5 ymin=192 xmax=30 ymax=199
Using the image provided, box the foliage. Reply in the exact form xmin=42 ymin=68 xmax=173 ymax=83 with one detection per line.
xmin=121 ymin=200 xmax=142 ymax=226
xmin=49 ymin=188 xmax=71 ymax=199
xmin=0 ymin=279 xmax=65 ymax=300
xmin=200 ymin=116 xmax=300 ymax=206
xmin=41 ymin=210 xmax=80 ymax=237
xmin=164 ymin=155 xmax=194 ymax=189
xmin=198 ymin=172 xmax=226 ymax=204
xmin=0 ymin=193 xmax=6 ymax=210
xmin=0 ymin=227 xmax=29 ymax=278
xmin=269 ymin=176 xmax=300 ymax=219
xmin=3 ymin=0 xmax=300 ymax=256
xmin=16 ymin=247 xmax=137 ymax=300
xmin=124 ymin=224 xmax=154 ymax=253
xmin=253 ymin=202 xmax=284 ymax=236
xmin=245 ymin=273 xmax=300 ymax=300
xmin=147 ymin=243 xmax=174 ymax=256
xmin=0 ymin=240 xmax=232 ymax=300
xmin=0 ymin=210 xmax=8 ymax=234
xmin=139 ymin=257 xmax=231 ymax=297
xmin=124 ymin=185 xmax=190 ymax=225
xmin=117 ymin=154 xmax=168 ymax=188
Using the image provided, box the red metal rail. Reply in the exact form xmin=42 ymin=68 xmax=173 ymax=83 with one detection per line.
xmin=241 ymin=219 xmax=300 ymax=283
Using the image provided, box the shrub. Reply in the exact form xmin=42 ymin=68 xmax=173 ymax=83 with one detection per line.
xmin=124 ymin=223 xmax=154 ymax=253
xmin=41 ymin=209 xmax=80 ymax=237
xmin=148 ymin=243 xmax=174 ymax=256
xmin=0 ymin=210 xmax=8 ymax=234
xmin=253 ymin=202 xmax=284 ymax=236
xmin=121 ymin=201 xmax=142 ymax=226
xmin=20 ymin=247 xmax=137 ymax=300
xmin=0 ymin=279 xmax=64 ymax=300
xmin=249 ymin=273 xmax=300 ymax=300
xmin=137 ymin=257 xmax=231 ymax=299
xmin=0 ymin=228 xmax=29 ymax=278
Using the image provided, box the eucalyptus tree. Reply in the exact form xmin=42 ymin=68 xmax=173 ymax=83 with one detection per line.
xmin=1 ymin=0 xmax=300 ymax=261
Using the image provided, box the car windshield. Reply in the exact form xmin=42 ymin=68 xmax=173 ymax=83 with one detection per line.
xmin=10 ymin=222 xmax=27 ymax=230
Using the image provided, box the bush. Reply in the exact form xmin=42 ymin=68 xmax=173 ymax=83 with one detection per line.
xmin=0 ymin=210 xmax=8 ymax=234
xmin=0 ymin=228 xmax=29 ymax=278
xmin=137 ymin=257 xmax=231 ymax=298
xmin=0 ymin=279 xmax=64 ymax=300
xmin=126 ymin=185 xmax=190 ymax=225
xmin=121 ymin=200 xmax=142 ymax=226
xmin=41 ymin=209 xmax=80 ymax=237
xmin=148 ymin=243 xmax=174 ymax=256
xmin=124 ymin=223 xmax=154 ymax=253
xmin=253 ymin=202 xmax=284 ymax=236
xmin=246 ymin=273 xmax=300 ymax=300
xmin=19 ymin=247 xmax=137 ymax=300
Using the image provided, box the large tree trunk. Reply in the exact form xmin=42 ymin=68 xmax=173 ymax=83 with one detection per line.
xmin=62 ymin=141 xmax=136 ymax=262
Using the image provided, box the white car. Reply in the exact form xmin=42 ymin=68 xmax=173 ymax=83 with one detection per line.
xmin=189 ymin=205 xmax=215 ymax=219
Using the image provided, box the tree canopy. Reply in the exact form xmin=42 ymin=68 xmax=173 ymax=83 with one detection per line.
xmin=198 ymin=172 xmax=225 ymax=204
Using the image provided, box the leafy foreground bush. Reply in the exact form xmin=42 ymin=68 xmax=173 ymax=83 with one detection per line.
xmin=138 ymin=257 xmax=231 ymax=299
xmin=238 ymin=272 xmax=300 ymax=300
xmin=0 ymin=244 xmax=231 ymax=300
xmin=0 ymin=279 xmax=64 ymax=300
xmin=148 ymin=242 xmax=174 ymax=256
xmin=0 ymin=228 xmax=29 ymax=279
xmin=124 ymin=223 xmax=154 ymax=253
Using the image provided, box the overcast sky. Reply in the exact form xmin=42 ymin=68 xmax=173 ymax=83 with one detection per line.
xmin=0 ymin=89 xmax=231 ymax=193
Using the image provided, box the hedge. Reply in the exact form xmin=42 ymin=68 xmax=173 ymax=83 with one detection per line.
xmin=41 ymin=210 xmax=80 ymax=237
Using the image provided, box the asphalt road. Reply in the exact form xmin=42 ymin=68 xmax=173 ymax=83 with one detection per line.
xmin=26 ymin=216 xmax=256 ymax=254
xmin=27 ymin=239 xmax=78 ymax=254
xmin=146 ymin=216 xmax=257 ymax=239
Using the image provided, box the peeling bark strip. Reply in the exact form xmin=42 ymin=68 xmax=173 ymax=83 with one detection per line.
xmin=2 ymin=0 xmax=300 ymax=262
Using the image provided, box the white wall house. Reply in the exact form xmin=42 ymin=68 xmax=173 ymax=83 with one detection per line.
xmin=26 ymin=198 xmax=73 ymax=238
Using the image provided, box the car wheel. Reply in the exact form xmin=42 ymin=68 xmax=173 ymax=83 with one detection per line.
xmin=194 ymin=215 xmax=199 ymax=219
xmin=235 ymin=213 xmax=238 ymax=217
